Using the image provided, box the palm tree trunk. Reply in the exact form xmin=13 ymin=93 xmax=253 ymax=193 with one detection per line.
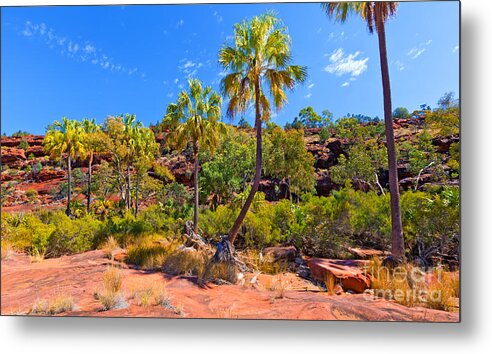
xmin=376 ymin=15 xmax=405 ymax=261
xmin=228 ymin=78 xmax=263 ymax=245
xmin=193 ymin=148 xmax=199 ymax=234
xmin=66 ymin=154 xmax=72 ymax=216
xmin=86 ymin=153 xmax=93 ymax=213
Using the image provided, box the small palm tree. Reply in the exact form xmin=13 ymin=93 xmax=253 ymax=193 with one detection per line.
xmin=218 ymin=12 xmax=307 ymax=253
xmin=44 ymin=117 xmax=86 ymax=216
xmin=322 ymin=2 xmax=405 ymax=260
xmin=164 ymin=78 xmax=224 ymax=233
xmin=81 ymin=118 xmax=107 ymax=212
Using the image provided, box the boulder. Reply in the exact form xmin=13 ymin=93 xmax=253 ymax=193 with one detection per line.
xmin=263 ymin=246 xmax=297 ymax=262
xmin=307 ymin=258 xmax=371 ymax=293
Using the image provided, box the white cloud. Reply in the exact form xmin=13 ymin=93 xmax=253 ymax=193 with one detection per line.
xmin=304 ymin=93 xmax=312 ymax=99
xmin=408 ymin=47 xmax=425 ymax=59
xmin=174 ymin=78 xmax=179 ymax=84
xmin=213 ymin=11 xmax=223 ymax=23
xmin=167 ymin=92 xmax=174 ymax=98
xmin=19 ymin=20 xmax=142 ymax=79
xmin=341 ymin=82 xmax=350 ymax=87
xmin=176 ymin=19 xmax=184 ymax=28
xmin=407 ymin=39 xmax=432 ymax=59
xmin=394 ymin=60 xmax=405 ymax=71
xmin=324 ymin=48 xmax=369 ymax=77
xmin=308 ymin=83 xmax=315 ymax=89
xmin=317 ymin=27 xmax=322 ymax=34
xmin=178 ymin=58 xmax=204 ymax=78
xmin=453 ymin=45 xmax=459 ymax=53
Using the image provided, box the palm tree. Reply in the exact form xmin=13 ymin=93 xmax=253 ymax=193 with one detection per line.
xmin=217 ymin=12 xmax=307 ymax=256
xmin=44 ymin=117 xmax=86 ymax=216
xmin=322 ymin=2 xmax=405 ymax=261
xmin=122 ymin=114 xmax=142 ymax=212
xmin=81 ymin=118 xmax=105 ymax=212
xmin=164 ymin=78 xmax=224 ymax=233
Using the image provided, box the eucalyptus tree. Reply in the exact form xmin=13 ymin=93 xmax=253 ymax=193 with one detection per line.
xmin=164 ymin=78 xmax=224 ymax=233
xmin=217 ymin=12 xmax=307 ymax=258
xmin=322 ymin=2 xmax=405 ymax=260
xmin=44 ymin=117 xmax=86 ymax=216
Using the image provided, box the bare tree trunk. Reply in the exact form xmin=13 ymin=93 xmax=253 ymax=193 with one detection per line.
xmin=126 ymin=164 xmax=131 ymax=211
xmin=86 ymin=153 xmax=93 ymax=212
xmin=227 ymin=78 xmax=263 ymax=245
xmin=135 ymin=173 xmax=139 ymax=217
xmin=193 ymin=148 xmax=199 ymax=234
xmin=66 ymin=154 xmax=72 ymax=216
xmin=377 ymin=14 xmax=405 ymax=261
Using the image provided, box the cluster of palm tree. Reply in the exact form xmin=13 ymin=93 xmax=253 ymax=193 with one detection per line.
xmin=165 ymin=3 xmax=404 ymax=262
xmin=44 ymin=2 xmax=405 ymax=261
xmin=43 ymin=115 xmax=158 ymax=217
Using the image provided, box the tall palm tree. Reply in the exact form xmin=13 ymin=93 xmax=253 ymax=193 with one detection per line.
xmin=44 ymin=117 xmax=86 ymax=216
xmin=81 ymin=118 xmax=105 ymax=212
xmin=164 ymin=78 xmax=224 ymax=233
xmin=322 ymin=2 xmax=405 ymax=261
xmin=218 ymin=12 xmax=307 ymax=253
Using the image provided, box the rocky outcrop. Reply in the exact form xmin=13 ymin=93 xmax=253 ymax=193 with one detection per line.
xmin=308 ymin=258 xmax=371 ymax=293
xmin=1 ymin=147 xmax=27 ymax=167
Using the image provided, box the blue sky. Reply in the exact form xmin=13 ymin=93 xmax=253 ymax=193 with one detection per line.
xmin=1 ymin=1 xmax=459 ymax=135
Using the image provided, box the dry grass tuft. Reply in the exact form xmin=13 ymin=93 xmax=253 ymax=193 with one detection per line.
xmin=201 ymin=262 xmax=238 ymax=284
xmin=162 ymin=249 xmax=206 ymax=276
xmin=30 ymin=294 xmax=74 ymax=315
xmin=95 ymin=266 xmax=126 ymax=311
xmin=1 ymin=240 xmax=13 ymax=261
xmin=268 ymin=274 xmax=290 ymax=299
xmin=29 ymin=247 xmax=46 ymax=263
xmin=127 ymin=239 xmax=176 ymax=269
xmin=366 ymin=257 xmax=460 ymax=311
xmin=101 ymin=236 xmax=119 ymax=260
xmin=241 ymin=249 xmax=287 ymax=275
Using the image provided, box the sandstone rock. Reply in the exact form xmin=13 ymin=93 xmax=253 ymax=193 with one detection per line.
xmin=308 ymin=258 xmax=371 ymax=293
xmin=263 ymin=246 xmax=297 ymax=262
xmin=34 ymin=169 xmax=66 ymax=182
xmin=26 ymin=145 xmax=46 ymax=158
xmin=1 ymin=147 xmax=27 ymax=166
xmin=348 ymin=247 xmax=391 ymax=259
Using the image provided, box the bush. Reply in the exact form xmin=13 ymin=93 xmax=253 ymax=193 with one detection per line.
xmin=162 ymin=249 xmax=206 ymax=276
xmin=126 ymin=237 xmax=176 ymax=269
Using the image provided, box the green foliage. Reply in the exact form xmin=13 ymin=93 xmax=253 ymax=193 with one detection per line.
xmin=264 ymin=127 xmax=316 ymax=196
xmin=393 ymin=107 xmax=411 ymax=119
xmin=11 ymin=130 xmax=30 ymax=137
xmin=200 ymin=127 xmax=255 ymax=206
xmin=426 ymin=92 xmax=459 ymax=137
xmin=18 ymin=139 xmax=30 ymax=150
xmin=237 ymin=117 xmax=251 ymax=129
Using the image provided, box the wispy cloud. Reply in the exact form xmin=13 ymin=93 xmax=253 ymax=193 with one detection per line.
xmin=453 ymin=45 xmax=459 ymax=53
xmin=213 ymin=11 xmax=223 ymax=23
xmin=304 ymin=93 xmax=312 ymax=99
xmin=341 ymin=82 xmax=350 ymax=87
xmin=407 ymin=39 xmax=432 ymax=59
xmin=324 ymin=48 xmax=369 ymax=77
xmin=394 ymin=60 xmax=405 ymax=71
xmin=308 ymin=83 xmax=315 ymax=89
xmin=176 ymin=19 xmax=184 ymax=28
xmin=19 ymin=21 xmax=144 ymax=78
xmin=178 ymin=58 xmax=204 ymax=78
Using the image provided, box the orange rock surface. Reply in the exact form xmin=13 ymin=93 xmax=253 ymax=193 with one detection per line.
xmin=1 ymin=251 xmax=458 ymax=322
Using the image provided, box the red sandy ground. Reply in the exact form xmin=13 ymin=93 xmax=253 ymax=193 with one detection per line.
xmin=1 ymin=250 xmax=459 ymax=322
